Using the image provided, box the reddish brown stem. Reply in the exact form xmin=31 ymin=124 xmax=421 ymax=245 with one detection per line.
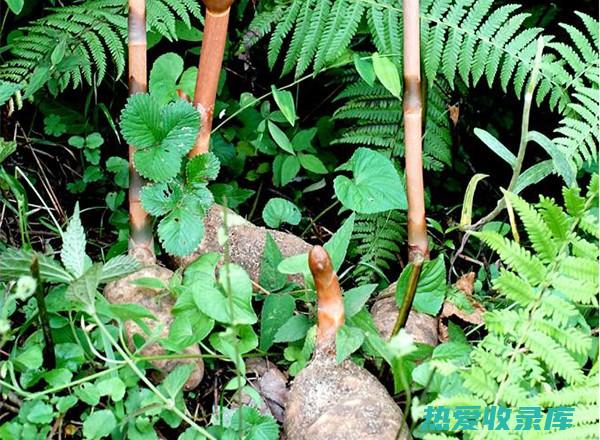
xmin=403 ymin=0 xmax=428 ymax=262
xmin=128 ymin=0 xmax=154 ymax=256
xmin=189 ymin=0 xmax=234 ymax=157
xmin=308 ymin=246 xmax=344 ymax=354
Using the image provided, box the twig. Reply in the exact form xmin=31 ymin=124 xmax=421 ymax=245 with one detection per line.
xmin=30 ymin=255 xmax=56 ymax=368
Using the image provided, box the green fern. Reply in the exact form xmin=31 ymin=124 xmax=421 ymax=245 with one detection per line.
xmin=351 ymin=209 xmax=405 ymax=283
xmin=333 ymin=75 xmax=452 ymax=171
xmin=425 ymin=177 xmax=599 ymax=438
xmin=0 ymin=0 xmax=201 ymax=95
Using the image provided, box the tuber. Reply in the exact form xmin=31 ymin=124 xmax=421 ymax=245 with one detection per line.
xmin=284 ymin=246 xmax=411 ymax=440
xmin=103 ymin=248 xmax=204 ymax=390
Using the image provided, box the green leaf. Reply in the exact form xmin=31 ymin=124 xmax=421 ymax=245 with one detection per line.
xmin=0 ymin=80 xmax=20 ymax=107
xmin=162 ymin=364 xmax=194 ymax=399
xmin=396 ymin=255 xmax=446 ymax=315
xmin=353 ymin=53 xmax=375 ymax=86
xmin=120 ymin=94 xmax=199 ymax=182
xmin=210 ymin=325 xmax=258 ymax=356
xmin=274 ymin=315 xmax=311 ymax=343
xmin=140 ymin=182 xmax=182 ymax=216
xmin=99 ymin=255 xmax=142 ymax=283
xmin=157 ymin=206 xmax=204 ymax=257
xmin=262 ymin=198 xmax=301 ymax=228
xmin=528 ymin=131 xmax=576 ymax=187
xmin=129 ymin=277 xmax=167 ymax=290
xmin=5 ymin=0 xmax=24 ymax=15
xmin=75 ymin=383 xmax=100 ymax=406
xmin=298 ymin=154 xmax=328 ymax=174
xmin=24 ymin=401 xmax=54 ymax=424
xmin=0 ymin=140 xmax=17 ymax=164
xmin=271 ymin=85 xmax=296 ymax=126
xmin=514 ymin=160 xmax=554 ymax=194
xmin=230 ymin=406 xmax=279 ymax=440
xmin=280 ymin=155 xmax=300 ymax=186
xmin=334 ymin=148 xmax=407 ymax=213
xmin=336 ymin=325 xmax=364 ymax=363
xmin=343 ymin=284 xmax=377 ymax=317
xmin=149 ymin=52 xmax=184 ymax=106
xmin=15 ymin=345 xmax=43 ymax=370
xmin=278 ymin=213 xmax=355 ymax=276
xmin=460 ymin=173 xmax=488 ymax=227
xmin=25 ymin=65 xmax=49 ymax=99
xmin=51 ymin=39 xmax=67 ymax=65
xmin=61 ymin=203 xmax=88 ymax=278
xmin=83 ymin=409 xmax=117 ymax=440
xmin=324 ymin=213 xmax=355 ymax=272
xmin=165 ymin=309 xmax=214 ymax=350
xmin=268 ymin=121 xmax=295 ymax=155
xmin=372 ymin=53 xmax=401 ymax=98
xmin=96 ymin=377 xmax=126 ymax=402
xmin=186 ymin=152 xmax=220 ymax=183
xmin=474 ymin=128 xmax=516 ymax=167
xmin=106 ymin=156 xmax=129 ymax=188
xmin=192 ymin=264 xmax=257 ymax=325
xmin=259 ymin=233 xmax=287 ymax=291
xmin=260 ymin=294 xmax=295 ymax=351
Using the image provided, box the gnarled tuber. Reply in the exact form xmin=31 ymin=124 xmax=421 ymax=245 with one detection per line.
xmin=284 ymin=246 xmax=411 ymax=440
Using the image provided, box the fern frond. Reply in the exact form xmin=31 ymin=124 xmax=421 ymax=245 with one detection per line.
xmin=0 ymin=0 xmax=199 ymax=94
xmin=333 ymin=75 xmax=452 ymax=171
xmin=351 ymin=209 xmax=405 ymax=283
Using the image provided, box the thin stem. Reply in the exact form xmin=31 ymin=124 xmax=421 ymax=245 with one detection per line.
xmin=30 ymin=255 xmax=55 ymax=368
xmin=474 ymin=38 xmax=545 ymax=227
xmin=403 ymin=0 xmax=429 ymax=262
xmin=391 ymin=256 xmax=424 ymax=337
xmin=91 ymin=312 xmax=216 ymax=439
xmin=127 ymin=0 xmax=154 ymax=255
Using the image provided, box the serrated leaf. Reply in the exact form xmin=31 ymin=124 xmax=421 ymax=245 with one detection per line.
xmin=140 ymin=182 xmax=182 ymax=216
xmin=157 ymin=206 xmax=204 ymax=256
xmin=61 ymin=203 xmax=88 ymax=278
xmin=121 ymin=94 xmax=199 ymax=182
xmin=99 ymin=254 xmax=141 ymax=283
xmin=334 ymin=148 xmax=406 ymax=213
xmin=372 ymin=52 xmax=401 ymax=98
xmin=262 ymin=198 xmax=301 ymax=228
xmin=271 ymin=85 xmax=296 ymax=126
xmin=186 ymin=152 xmax=220 ymax=183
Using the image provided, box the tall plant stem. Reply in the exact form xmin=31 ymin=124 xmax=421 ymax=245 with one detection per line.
xmin=189 ymin=0 xmax=234 ymax=157
xmin=403 ymin=0 xmax=428 ymax=262
xmin=127 ymin=0 xmax=154 ymax=256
